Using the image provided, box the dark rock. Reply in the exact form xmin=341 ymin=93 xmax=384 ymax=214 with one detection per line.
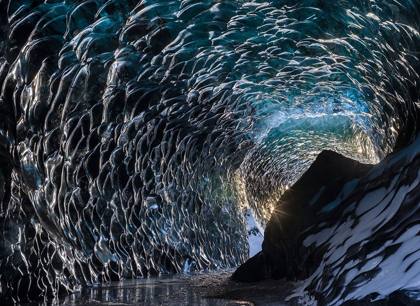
xmin=233 ymin=150 xmax=373 ymax=282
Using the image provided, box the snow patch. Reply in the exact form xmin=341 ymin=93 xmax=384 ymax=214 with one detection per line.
xmin=245 ymin=209 xmax=264 ymax=257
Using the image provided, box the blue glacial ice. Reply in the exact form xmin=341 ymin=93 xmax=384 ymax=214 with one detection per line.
xmin=0 ymin=0 xmax=420 ymax=304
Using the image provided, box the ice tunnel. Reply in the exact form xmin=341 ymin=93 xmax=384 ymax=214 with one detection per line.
xmin=1 ymin=0 xmax=420 ymax=304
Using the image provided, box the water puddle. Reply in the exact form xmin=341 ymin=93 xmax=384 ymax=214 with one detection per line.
xmin=18 ymin=270 xmax=258 ymax=306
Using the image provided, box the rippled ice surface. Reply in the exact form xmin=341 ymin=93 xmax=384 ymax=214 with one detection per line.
xmin=1 ymin=0 xmax=420 ymax=303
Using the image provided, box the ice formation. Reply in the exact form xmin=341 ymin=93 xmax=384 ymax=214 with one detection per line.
xmin=0 ymin=0 xmax=420 ymax=304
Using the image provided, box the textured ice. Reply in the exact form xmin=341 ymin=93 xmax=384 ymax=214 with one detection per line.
xmin=0 ymin=0 xmax=420 ymax=303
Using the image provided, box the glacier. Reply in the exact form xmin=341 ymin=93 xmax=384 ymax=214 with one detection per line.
xmin=0 ymin=0 xmax=420 ymax=304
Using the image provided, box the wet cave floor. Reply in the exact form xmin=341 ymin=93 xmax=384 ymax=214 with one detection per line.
xmin=19 ymin=270 xmax=305 ymax=306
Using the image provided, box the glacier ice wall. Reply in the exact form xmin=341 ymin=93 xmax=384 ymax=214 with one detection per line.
xmin=0 ymin=0 xmax=420 ymax=302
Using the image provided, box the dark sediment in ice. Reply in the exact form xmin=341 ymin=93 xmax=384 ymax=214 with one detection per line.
xmin=232 ymin=150 xmax=374 ymax=282
xmin=234 ymin=138 xmax=420 ymax=304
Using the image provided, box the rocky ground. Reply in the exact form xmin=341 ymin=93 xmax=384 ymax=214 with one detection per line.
xmin=201 ymin=270 xmax=313 ymax=306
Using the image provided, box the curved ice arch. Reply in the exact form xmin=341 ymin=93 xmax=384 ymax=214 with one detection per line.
xmin=0 ymin=0 xmax=419 ymax=302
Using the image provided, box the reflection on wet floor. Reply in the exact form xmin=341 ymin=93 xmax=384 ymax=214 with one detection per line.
xmin=18 ymin=270 xmax=257 ymax=306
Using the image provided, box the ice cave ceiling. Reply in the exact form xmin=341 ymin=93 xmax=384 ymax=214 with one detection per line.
xmin=1 ymin=0 xmax=420 ymax=304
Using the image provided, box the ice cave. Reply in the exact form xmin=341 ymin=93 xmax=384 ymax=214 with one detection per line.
xmin=1 ymin=0 xmax=420 ymax=305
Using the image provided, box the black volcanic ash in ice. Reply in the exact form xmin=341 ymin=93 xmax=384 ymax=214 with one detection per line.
xmin=234 ymin=140 xmax=420 ymax=304
xmin=0 ymin=0 xmax=420 ymax=303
